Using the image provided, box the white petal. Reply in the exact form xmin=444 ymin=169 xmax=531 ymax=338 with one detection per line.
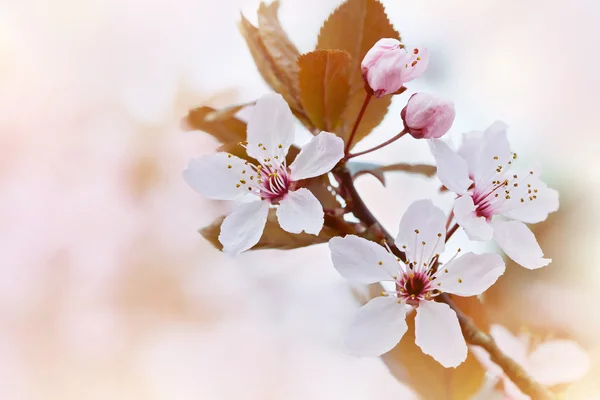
xmin=454 ymin=195 xmax=493 ymax=241
xmin=289 ymin=131 xmax=344 ymax=181
xmin=436 ymin=252 xmax=505 ymax=296
xmin=492 ymin=220 xmax=551 ymax=269
xmin=276 ymin=188 xmax=323 ymax=235
xmin=344 ymin=296 xmax=408 ymax=356
xmin=489 ymin=325 xmax=529 ymax=365
xmin=183 ymin=153 xmax=247 ymax=200
xmin=246 ymin=93 xmax=295 ymax=160
xmin=502 ymin=181 xmax=559 ymax=224
xmin=429 ymin=139 xmax=472 ymax=194
xmin=395 ymin=200 xmax=446 ymax=267
xmin=473 ymin=121 xmax=511 ymax=185
xmin=457 ymin=130 xmax=484 ymax=176
xmin=329 ymin=235 xmax=401 ymax=284
xmin=219 ymin=200 xmax=270 ymax=255
xmin=415 ymin=301 xmax=467 ymax=368
xmin=526 ymin=340 xmax=590 ymax=386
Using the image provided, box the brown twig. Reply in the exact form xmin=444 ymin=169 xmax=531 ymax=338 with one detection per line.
xmin=334 ymin=165 xmax=555 ymax=400
xmin=345 ymin=129 xmax=408 ymax=160
xmin=344 ymin=93 xmax=373 ymax=154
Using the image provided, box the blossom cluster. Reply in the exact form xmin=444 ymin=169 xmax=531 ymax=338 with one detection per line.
xmin=183 ymin=36 xmax=584 ymax=398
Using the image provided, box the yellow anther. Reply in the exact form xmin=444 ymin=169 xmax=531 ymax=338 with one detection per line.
xmin=227 ymin=164 xmax=232 ymax=169
xmin=513 ymin=174 xmax=518 ymax=179
xmin=240 ymin=180 xmax=246 ymax=184
xmin=248 ymin=187 xmax=252 ymax=191
xmin=444 ymin=269 xmax=448 ymax=273
xmin=534 ymin=189 xmax=538 ymax=193
xmin=411 ymin=294 xmax=416 ymax=299
xmin=278 ymin=144 xmax=283 ymax=149
xmin=437 ymin=233 xmax=442 ymax=237
xmin=242 ymin=170 xmax=246 ymax=174
xmin=458 ymin=278 xmax=463 ymax=283
xmin=415 ymin=229 xmax=420 ymax=234
xmin=274 ymin=156 xmax=279 ymax=159
xmin=437 ymin=282 xmax=441 ymax=286
xmin=236 ymin=184 xmax=241 ymax=188
xmin=250 ymin=176 xmax=254 ymax=180
xmin=258 ymin=143 xmax=263 ymax=147
xmin=421 ymin=241 xmax=426 ymax=245
xmin=521 ymin=198 xmax=525 ymax=203
xmin=513 ymin=153 xmax=518 ymax=159
xmin=381 ymin=291 xmax=386 ymax=296
xmin=402 ymin=245 xmax=407 ymax=249
xmin=262 ymin=147 xmax=267 ymax=151
xmin=393 ymin=275 xmax=398 ymax=280
xmin=378 ymin=261 xmax=383 ymax=266
xmin=493 ymin=156 xmax=499 ymax=160
xmin=227 ymin=154 xmax=232 ymax=158
xmin=457 ymin=248 xmax=461 ymax=252
xmin=409 ymin=273 xmax=415 ymax=278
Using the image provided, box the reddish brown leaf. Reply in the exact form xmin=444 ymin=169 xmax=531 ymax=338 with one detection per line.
xmin=238 ymin=4 xmax=316 ymax=132
xmin=257 ymin=1 xmax=300 ymax=101
xmin=298 ymin=50 xmax=352 ymax=134
xmin=316 ymin=0 xmax=400 ymax=148
xmin=204 ymin=101 xmax=255 ymax=122
xmin=182 ymin=106 xmax=246 ymax=144
xmin=200 ymin=209 xmax=341 ymax=251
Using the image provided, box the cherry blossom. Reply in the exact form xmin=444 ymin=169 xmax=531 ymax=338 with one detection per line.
xmin=471 ymin=325 xmax=590 ymax=400
xmin=183 ymin=93 xmax=344 ymax=255
xmin=361 ymin=38 xmax=429 ymax=97
xmin=401 ymin=92 xmax=455 ymax=139
xmin=430 ymin=122 xmax=559 ymax=269
xmin=329 ymin=200 xmax=505 ymax=367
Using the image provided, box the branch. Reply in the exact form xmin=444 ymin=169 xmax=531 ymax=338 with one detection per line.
xmin=334 ymin=165 xmax=555 ymax=400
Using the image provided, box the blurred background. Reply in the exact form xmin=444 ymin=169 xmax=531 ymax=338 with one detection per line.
xmin=1 ymin=0 xmax=599 ymax=398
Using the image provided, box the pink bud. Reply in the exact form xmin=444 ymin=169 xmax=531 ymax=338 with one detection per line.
xmin=401 ymin=93 xmax=455 ymax=139
xmin=361 ymin=38 xmax=429 ymax=98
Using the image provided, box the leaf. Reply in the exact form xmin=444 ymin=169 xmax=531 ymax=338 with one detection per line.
xmin=298 ymin=50 xmax=352 ymax=133
xmin=238 ymin=3 xmax=316 ymax=131
xmin=346 ymin=162 xmax=437 ymax=187
xmin=182 ymin=106 xmax=247 ymax=144
xmin=204 ymin=101 xmax=255 ymax=122
xmin=200 ymin=209 xmax=340 ymax=251
xmin=257 ymin=1 xmax=300 ymax=98
xmin=316 ymin=0 xmax=400 ymax=148
xmin=379 ymin=163 xmax=437 ymax=177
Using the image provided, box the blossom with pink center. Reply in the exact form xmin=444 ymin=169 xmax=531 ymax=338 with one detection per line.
xmin=329 ymin=200 xmax=505 ymax=367
xmin=470 ymin=325 xmax=590 ymax=400
xmin=401 ymin=92 xmax=455 ymax=139
xmin=183 ymin=93 xmax=344 ymax=255
xmin=430 ymin=121 xmax=559 ymax=269
xmin=361 ymin=38 xmax=429 ymax=97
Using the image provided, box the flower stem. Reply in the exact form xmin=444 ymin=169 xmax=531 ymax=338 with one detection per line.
xmin=345 ymin=93 xmax=373 ymax=154
xmin=334 ymin=165 xmax=556 ymax=400
xmin=445 ymin=223 xmax=460 ymax=242
xmin=345 ymin=129 xmax=408 ymax=160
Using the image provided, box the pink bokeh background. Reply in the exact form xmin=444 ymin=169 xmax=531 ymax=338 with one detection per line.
xmin=1 ymin=0 xmax=598 ymax=398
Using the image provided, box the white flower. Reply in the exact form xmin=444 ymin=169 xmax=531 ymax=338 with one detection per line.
xmin=329 ymin=199 xmax=505 ymax=368
xmin=471 ymin=325 xmax=590 ymax=400
xmin=183 ymin=93 xmax=344 ymax=255
xmin=430 ymin=122 xmax=559 ymax=269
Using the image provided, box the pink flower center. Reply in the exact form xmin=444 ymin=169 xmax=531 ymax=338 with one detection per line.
xmin=396 ymin=270 xmax=436 ymax=305
xmin=471 ymin=153 xmax=542 ymax=218
xmin=231 ymin=142 xmax=293 ymax=204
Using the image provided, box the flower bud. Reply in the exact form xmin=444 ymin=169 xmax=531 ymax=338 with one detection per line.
xmin=361 ymin=38 xmax=429 ymax=98
xmin=401 ymin=93 xmax=455 ymax=139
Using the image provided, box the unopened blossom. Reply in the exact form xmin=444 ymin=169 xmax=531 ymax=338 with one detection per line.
xmin=329 ymin=200 xmax=505 ymax=367
xmin=183 ymin=93 xmax=344 ymax=255
xmin=471 ymin=325 xmax=590 ymax=400
xmin=361 ymin=38 xmax=429 ymax=97
xmin=430 ymin=122 xmax=559 ymax=269
xmin=401 ymin=92 xmax=455 ymax=139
